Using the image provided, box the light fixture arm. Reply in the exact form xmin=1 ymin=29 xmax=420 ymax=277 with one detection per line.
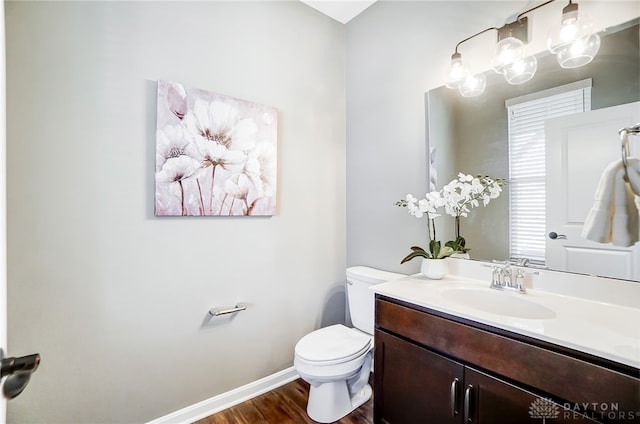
xmin=453 ymin=27 xmax=499 ymax=54
xmin=452 ymin=0 xmax=559 ymax=54
xmin=516 ymin=0 xmax=557 ymax=23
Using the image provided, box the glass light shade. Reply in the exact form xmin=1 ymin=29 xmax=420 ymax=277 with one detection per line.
xmin=445 ymin=54 xmax=469 ymax=89
xmin=491 ymin=36 xmax=525 ymax=74
xmin=503 ymin=55 xmax=537 ymax=85
xmin=459 ymin=73 xmax=486 ymax=97
xmin=553 ymin=32 xmax=601 ymax=68
xmin=547 ymin=6 xmax=601 ymax=67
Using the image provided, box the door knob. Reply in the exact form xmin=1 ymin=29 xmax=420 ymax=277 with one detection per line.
xmin=548 ymin=232 xmax=567 ymax=240
xmin=1 ymin=353 xmax=40 ymax=399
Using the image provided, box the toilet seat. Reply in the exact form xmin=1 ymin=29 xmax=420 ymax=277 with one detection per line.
xmin=295 ymin=324 xmax=372 ymax=366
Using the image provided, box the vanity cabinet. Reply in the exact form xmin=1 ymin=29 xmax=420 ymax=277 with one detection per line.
xmin=374 ymin=295 xmax=639 ymax=424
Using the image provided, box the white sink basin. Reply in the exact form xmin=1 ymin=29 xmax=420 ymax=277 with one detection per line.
xmin=441 ymin=287 xmax=556 ymax=320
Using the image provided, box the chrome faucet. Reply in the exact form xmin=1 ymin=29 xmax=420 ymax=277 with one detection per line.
xmin=490 ymin=263 xmax=527 ymax=294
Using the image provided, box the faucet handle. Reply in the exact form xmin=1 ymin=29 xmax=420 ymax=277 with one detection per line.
xmin=502 ymin=264 xmax=513 ymax=287
xmin=515 ymin=268 xmax=527 ymax=293
xmin=491 ymin=266 xmax=502 ymax=287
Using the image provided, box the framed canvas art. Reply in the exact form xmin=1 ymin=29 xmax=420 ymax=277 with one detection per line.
xmin=155 ymin=80 xmax=278 ymax=216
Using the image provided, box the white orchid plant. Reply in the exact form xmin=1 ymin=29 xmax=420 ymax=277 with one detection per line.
xmin=396 ymin=173 xmax=507 ymax=263
xmin=396 ymin=191 xmax=453 ymax=262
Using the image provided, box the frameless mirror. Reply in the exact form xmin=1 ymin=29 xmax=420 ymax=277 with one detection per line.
xmin=425 ymin=19 xmax=640 ymax=281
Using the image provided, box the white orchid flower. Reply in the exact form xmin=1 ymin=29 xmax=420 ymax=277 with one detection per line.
xmin=459 ymin=182 xmax=473 ymax=199
xmin=426 ymin=190 xmax=446 ymax=207
xmin=489 ymin=183 xmax=502 ymax=198
xmin=471 ymin=177 xmax=484 ymax=192
xmin=405 ymin=194 xmax=422 ymax=218
xmin=458 ymin=173 xmax=474 ymax=182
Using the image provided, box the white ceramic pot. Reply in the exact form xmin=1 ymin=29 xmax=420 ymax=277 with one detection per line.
xmin=421 ymin=258 xmax=448 ymax=279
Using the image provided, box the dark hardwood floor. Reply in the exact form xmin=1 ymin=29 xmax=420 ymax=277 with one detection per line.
xmin=194 ymin=378 xmax=373 ymax=424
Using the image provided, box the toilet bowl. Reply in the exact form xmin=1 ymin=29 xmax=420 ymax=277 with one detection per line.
xmin=293 ymin=266 xmax=405 ymax=423
xmin=294 ymin=324 xmax=373 ymax=423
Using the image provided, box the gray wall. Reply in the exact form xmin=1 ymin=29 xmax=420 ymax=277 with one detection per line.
xmin=6 ymin=2 xmax=345 ymax=423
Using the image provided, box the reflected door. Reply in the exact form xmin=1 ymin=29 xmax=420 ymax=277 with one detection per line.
xmin=545 ymin=101 xmax=640 ymax=280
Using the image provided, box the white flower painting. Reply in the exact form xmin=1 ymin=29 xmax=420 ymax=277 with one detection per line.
xmin=155 ymin=80 xmax=278 ymax=216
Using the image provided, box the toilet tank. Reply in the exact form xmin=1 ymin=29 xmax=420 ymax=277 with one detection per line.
xmin=346 ymin=266 xmax=405 ymax=335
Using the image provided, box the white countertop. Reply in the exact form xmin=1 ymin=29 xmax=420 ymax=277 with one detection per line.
xmin=371 ymin=273 xmax=640 ymax=369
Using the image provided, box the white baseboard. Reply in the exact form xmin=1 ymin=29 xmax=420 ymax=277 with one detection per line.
xmin=147 ymin=367 xmax=299 ymax=424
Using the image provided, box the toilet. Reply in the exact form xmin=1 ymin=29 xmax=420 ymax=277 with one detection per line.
xmin=294 ymin=266 xmax=404 ymax=423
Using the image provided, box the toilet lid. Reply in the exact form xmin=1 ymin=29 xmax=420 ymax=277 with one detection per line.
xmin=295 ymin=324 xmax=372 ymax=363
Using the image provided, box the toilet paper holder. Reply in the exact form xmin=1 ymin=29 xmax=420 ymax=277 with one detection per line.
xmin=209 ymin=303 xmax=246 ymax=317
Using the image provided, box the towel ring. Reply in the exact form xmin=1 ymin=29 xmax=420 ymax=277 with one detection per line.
xmin=618 ymin=123 xmax=640 ymax=181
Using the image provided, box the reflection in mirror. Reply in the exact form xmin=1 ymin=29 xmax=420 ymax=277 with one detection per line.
xmin=425 ymin=20 xmax=640 ymax=281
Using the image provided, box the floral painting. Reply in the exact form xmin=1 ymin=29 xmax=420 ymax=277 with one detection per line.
xmin=155 ymin=80 xmax=278 ymax=216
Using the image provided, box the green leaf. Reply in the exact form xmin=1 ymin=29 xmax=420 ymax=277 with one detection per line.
xmin=436 ymin=246 xmax=455 ymax=259
xmin=454 ymin=236 xmax=471 ymax=253
xmin=428 ymin=240 xmax=441 ymax=258
xmin=400 ymin=249 xmax=430 ymax=264
xmin=445 ymin=237 xmax=471 ymax=254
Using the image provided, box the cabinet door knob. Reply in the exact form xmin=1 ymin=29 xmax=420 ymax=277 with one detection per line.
xmin=450 ymin=378 xmax=460 ymax=416
xmin=463 ymin=385 xmax=474 ymax=423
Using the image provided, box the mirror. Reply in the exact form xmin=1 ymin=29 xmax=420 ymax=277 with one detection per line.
xmin=425 ymin=19 xmax=640 ymax=281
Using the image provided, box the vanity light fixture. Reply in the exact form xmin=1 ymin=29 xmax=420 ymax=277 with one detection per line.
xmin=444 ymin=26 xmax=497 ymax=96
xmin=444 ymin=0 xmax=600 ymax=96
xmin=547 ymin=0 xmax=601 ymax=68
xmin=491 ymin=18 xmax=538 ymax=85
xmin=444 ymin=52 xmax=468 ymax=89
xmin=491 ymin=20 xmax=527 ymax=74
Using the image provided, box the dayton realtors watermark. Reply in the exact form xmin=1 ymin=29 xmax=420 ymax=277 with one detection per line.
xmin=529 ymin=397 xmax=638 ymax=421
xmin=562 ymin=402 xmax=637 ymax=421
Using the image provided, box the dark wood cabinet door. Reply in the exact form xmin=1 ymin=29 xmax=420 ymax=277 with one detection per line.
xmin=374 ymin=330 xmax=464 ymax=424
xmin=464 ymin=367 xmax=601 ymax=424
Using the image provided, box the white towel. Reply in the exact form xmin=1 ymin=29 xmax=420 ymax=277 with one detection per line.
xmin=625 ymin=157 xmax=640 ymax=195
xmin=582 ymin=158 xmax=640 ymax=247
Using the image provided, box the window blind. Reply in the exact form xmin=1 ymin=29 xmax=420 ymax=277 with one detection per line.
xmin=507 ymin=82 xmax=591 ymax=264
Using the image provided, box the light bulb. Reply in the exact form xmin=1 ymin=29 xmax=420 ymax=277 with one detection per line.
xmin=503 ymin=55 xmax=537 ymax=84
xmin=492 ymin=36 xmax=525 ymax=74
xmin=445 ymin=53 xmax=469 ymax=89
xmin=459 ymin=73 xmax=486 ymax=97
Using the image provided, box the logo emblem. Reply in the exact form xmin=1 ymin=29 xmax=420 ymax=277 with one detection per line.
xmin=529 ymin=397 xmax=560 ymax=422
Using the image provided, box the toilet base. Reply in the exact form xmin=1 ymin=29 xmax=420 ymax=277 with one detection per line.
xmin=306 ymin=381 xmax=372 ymax=423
